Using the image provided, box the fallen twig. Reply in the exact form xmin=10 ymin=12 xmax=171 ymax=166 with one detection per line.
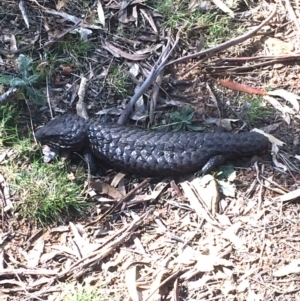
xmin=206 ymin=54 xmax=300 ymax=73
xmin=150 ymin=67 xmax=165 ymax=124
xmin=285 ymin=0 xmax=300 ymax=33
xmin=0 ymin=269 xmax=58 ymax=277
xmin=41 ymin=21 xmax=81 ymax=49
xmin=117 ymin=35 xmax=180 ymax=125
xmin=214 ymin=54 xmax=300 ymax=63
xmin=117 ymin=7 xmax=276 ymax=110
xmin=85 ymin=177 xmax=151 ymax=226
xmin=76 ymin=76 xmax=89 ymax=120
xmin=57 ymin=208 xmax=154 ymax=279
xmin=165 ymin=8 xmax=277 ymax=70
xmin=0 ymin=87 xmax=17 ymax=106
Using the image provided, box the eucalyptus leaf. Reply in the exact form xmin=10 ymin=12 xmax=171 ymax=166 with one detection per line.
xmin=217 ymin=179 xmax=236 ymax=197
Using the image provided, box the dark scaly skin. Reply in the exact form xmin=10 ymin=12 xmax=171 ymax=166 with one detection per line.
xmin=35 ymin=114 xmax=269 ymax=176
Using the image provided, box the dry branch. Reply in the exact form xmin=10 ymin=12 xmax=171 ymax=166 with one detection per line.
xmin=57 ymin=208 xmax=154 ymax=279
xmin=166 ymin=8 xmax=277 ymax=68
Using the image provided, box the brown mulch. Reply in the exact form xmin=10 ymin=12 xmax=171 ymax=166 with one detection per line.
xmin=1 ymin=0 xmax=300 ymax=300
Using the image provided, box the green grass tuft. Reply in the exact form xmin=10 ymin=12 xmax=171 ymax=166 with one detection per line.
xmin=0 ymin=104 xmax=20 ymax=146
xmin=13 ymin=160 xmax=88 ymax=226
xmin=107 ymin=64 xmax=132 ymax=96
xmin=0 ymin=105 xmax=89 ymax=226
xmin=150 ymin=0 xmax=244 ymax=46
xmin=47 ymin=35 xmax=94 ymax=67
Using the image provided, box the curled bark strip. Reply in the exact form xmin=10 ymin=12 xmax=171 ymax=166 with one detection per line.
xmin=219 ymin=79 xmax=267 ymax=95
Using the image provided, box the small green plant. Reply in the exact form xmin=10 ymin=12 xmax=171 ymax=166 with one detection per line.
xmin=168 ymin=106 xmax=204 ymax=131
xmin=61 ymin=282 xmax=118 ymax=301
xmin=62 ymin=286 xmax=101 ymax=301
xmin=170 ymin=106 xmax=204 ymax=132
xmin=0 ymin=54 xmax=45 ymax=104
xmin=243 ymin=96 xmax=274 ymax=123
xmin=153 ymin=106 xmax=204 ymax=132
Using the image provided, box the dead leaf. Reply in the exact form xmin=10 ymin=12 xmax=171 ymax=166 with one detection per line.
xmin=40 ymin=251 xmax=61 ymax=264
xmin=102 ymin=41 xmax=150 ymax=61
xmin=195 ymin=254 xmax=233 ymax=272
xmin=69 ymin=222 xmax=86 ymax=258
xmin=95 ymin=107 xmax=123 ymax=116
xmin=219 ymin=118 xmax=240 ymax=131
xmin=125 ymin=265 xmax=141 ymax=301
xmin=271 ymin=144 xmax=288 ymax=172
xmin=237 ymin=279 xmax=250 ymax=293
xmin=219 ymin=79 xmax=266 ymax=95
xmin=140 ymin=8 xmax=158 ymax=34
xmin=27 ymin=238 xmax=44 ymax=268
xmin=90 ymin=181 xmax=123 ymax=198
xmin=97 ymin=0 xmax=105 ymax=27
xmin=264 ymin=37 xmax=294 ymax=55
xmin=221 ymin=222 xmax=245 ymax=249
xmin=180 ymin=178 xmax=221 ymax=227
xmin=132 ymin=5 xmax=138 ymax=26
xmin=220 ymin=278 xmax=236 ymax=295
xmin=217 ymin=178 xmax=236 ymax=198
xmin=252 ymin=128 xmax=285 ymax=146
xmin=216 ymin=213 xmax=232 ymax=226
xmin=274 ymin=259 xmax=300 ymax=276
xmin=263 ymin=95 xmax=293 ymax=124
xmin=146 ymin=269 xmax=165 ymax=301
xmin=273 ymin=188 xmax=300 ymax=202
xmin=9 ymin=35 xmax=17 ymax=52
xmin=117 ymin=1 xmax=137 ymax=23
xmin=205 ymin=117 xmax=239 ymax=130
xmin=129 ymin=63 xmax=140 ymax=77
xmin=61 ymin=65 xmax=72 ymax=75
xmin=56 ymin=0 xmax=69 ymax=10
xmin=19 ymin=1 xmax=30 ymax=29
xmin=51 ymin=245 xmax=78 ymax=257
xmin=267 ymin=89 xmax=300 ymax=112
xmin=42 ymin=8 xmax=82 ymax=24
xmin=111 ymin=172 xmax=126 ymax=188
xmin=211 ymin=0 xmax=234 ymax=17
xmin=260 ymin=122 xmax=282 ymax=133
